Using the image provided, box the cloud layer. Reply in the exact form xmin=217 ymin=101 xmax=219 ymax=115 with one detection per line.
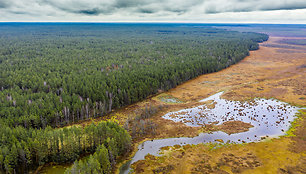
xmin=0 ymin=0 xmax=306 ymax=23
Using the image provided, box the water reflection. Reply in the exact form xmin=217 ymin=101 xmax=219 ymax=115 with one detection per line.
xmin=120 ymin=92 xmax=299 ymax=174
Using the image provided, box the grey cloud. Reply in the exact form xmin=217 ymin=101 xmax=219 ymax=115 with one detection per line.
xmin=0 ymin=0 xmax=9 ymax=8
xmin=137 ymin=8 xmax=156 ymax=14
xmin=205 ymin=6 xmax=255 ymax=14
xmin=164 ymin=7 xmax=188 ymax=14
xmin=0 ymin=0 xmax=306 ymax=22
xmin=39 ymin=0 xmax=306 ymax=16
xmin=202 ymin=0 xmax=306 ymax=14
xmin=67 ymin=7 xmax=114 ymax=16
xmin=114 ymin=0 xmax=146 ymax=8
xmin=38 ymin=0 xmax=114 ymax=15
xmin=37 ymin=0 xmax=199 ymax=15
xmin=9 ymin=11 xmax=30 ymax=15
xmin=262 ymin=4 xmax=306 ymax=11
xmin=78 ymin=8 xmax=103 ymax=15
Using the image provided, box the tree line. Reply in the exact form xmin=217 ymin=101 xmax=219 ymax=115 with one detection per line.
xmin=0 ymin=23 xmax=268 ymax=173
xmin=0 ymin=121 xmax=131 ymax=173
xmin=0 ymin=24 xmax=268 ymax=129
xmin=65 ymin=144 xmax=114 ymax=174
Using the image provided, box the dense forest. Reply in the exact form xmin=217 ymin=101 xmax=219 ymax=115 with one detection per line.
xmin=0 ymin=120 xmax=131 ymax=173
xmin=0 ymin=23 xmax=268 ymax=173
xmin=65 ymin=144 xmax=116 ymax=174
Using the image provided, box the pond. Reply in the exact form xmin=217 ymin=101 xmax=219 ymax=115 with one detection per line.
xmin=158 ymin=95 xmax=183 ymax=104
xmin=120 ymin=92 xmax=300 ymax=174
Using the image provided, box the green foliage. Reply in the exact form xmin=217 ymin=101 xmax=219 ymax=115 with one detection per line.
xmin=285 ymin=110 xmax=304 ymax=137
xmin=0 ymin=121 xmax=131 ymax=173
xmin=0 ymin=24 xmax=268 ymax=129
xmin=0 ymin=23 xmax=268 ymax=173
xmin=65 ymin=144 xmax=111 ymax=174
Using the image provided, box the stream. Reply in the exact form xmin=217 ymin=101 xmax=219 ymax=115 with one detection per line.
xmin=119 ymin=92 xmax=300 ymax=174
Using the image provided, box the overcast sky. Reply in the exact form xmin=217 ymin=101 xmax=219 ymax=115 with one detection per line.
xmin=0 ymin=0 xmax=306 ymax=23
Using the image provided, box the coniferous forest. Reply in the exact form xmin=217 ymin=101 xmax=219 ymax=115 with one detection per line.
xmin=0 ymin=23 xmax=268 ymax=173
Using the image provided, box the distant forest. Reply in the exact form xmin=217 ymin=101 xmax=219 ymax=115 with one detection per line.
xmin=0 ymin=23 xmax=268 ymax=173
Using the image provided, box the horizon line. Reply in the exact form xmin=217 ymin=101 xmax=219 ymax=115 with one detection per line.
xmin=0 ymin=21 xmax=306 ymax=25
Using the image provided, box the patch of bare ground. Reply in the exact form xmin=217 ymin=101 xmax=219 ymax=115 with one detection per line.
xmin=197 ymin=121 xmax=253 ymax=136
xmin=217 ymin=121 xmax=253 ymax=135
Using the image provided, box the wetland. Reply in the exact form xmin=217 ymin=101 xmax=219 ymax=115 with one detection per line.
xmin=120 ymin=91 xmax=300 ymax=174
xmin=127 ymin=33 xmax=306 ymax=173
xmin=32 ymin=25 xmax=306 ymax=174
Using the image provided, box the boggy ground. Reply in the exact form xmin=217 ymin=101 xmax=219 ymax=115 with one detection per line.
xmin=127 ymin=36 xmax=306 ymax=173
xmin=109 ymin=36 xmax=305 ymax=139
xmin=70 ymin=36 xmax=305 ymax=173
xmin=38 ymin=34 xmax=305 ymax=173
xmin=132 ymin=110 xmax=305 ymax=174
xmin=75 ymin=37 xmax=305 ymax=140
xmin=165 ymin=36 xmax=305 ymax=106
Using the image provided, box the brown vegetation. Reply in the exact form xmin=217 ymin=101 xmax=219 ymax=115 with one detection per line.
xmin=65 ymin=35 xmax=305 ymax=174
xmin=126 ymin=36 xmax=306 ymax=173
xmin=217 ymin=121 xmax=253 ymax=135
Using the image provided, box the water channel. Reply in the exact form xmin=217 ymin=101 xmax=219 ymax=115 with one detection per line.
xmin=120 ymin=92 xmax=300 ymax=174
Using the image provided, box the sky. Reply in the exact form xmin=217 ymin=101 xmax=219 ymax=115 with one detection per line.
xmin=0 ymin=0 xmax=306 ymax=23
